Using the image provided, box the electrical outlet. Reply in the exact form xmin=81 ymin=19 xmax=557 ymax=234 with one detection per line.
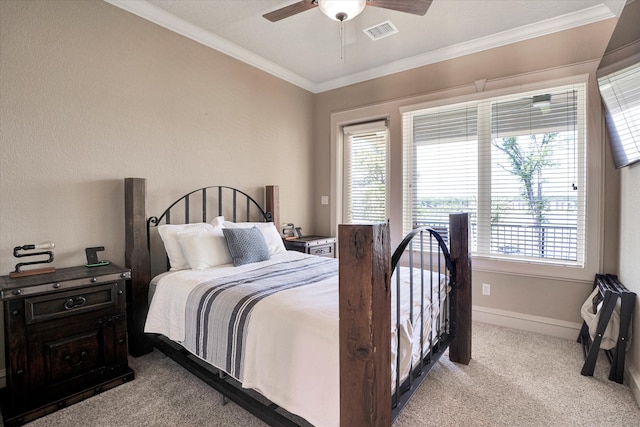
xmin=482 ymin=283 xmax=491 ymax=296
xmin=321 ymin=196 xmax=329 ymax=205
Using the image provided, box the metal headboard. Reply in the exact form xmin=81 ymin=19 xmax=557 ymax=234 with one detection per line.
xmin=146 ymin=186 xmax=273 ymax=270
xmin=149 ymin=184 xmax=270 ymax=226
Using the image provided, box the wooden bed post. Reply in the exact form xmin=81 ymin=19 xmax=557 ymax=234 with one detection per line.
xmin=338 ymin=223 xmax=391 ymax=427
xmin=124 ymin=178 xmax=153 ymax=357
xmin=448 ymin=212 xmax=472 ymax=365
xmin=265 ymin=185 xmax=280 ymax=230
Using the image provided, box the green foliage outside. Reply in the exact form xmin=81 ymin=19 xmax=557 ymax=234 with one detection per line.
xmin=492 ymin=132 xmax=558 ymax=227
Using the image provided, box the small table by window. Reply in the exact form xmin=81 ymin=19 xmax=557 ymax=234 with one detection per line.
xmin=283 ymin=236 xmax=336 ymax=258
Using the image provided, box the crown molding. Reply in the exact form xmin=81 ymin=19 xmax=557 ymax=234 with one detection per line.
xmin=105 ymin=1 xmax=617 ymax=94
xmin=104 ymin=0 xmax=317 ymax=92
xmin=314 ymin=5 xmax=617 ymax=92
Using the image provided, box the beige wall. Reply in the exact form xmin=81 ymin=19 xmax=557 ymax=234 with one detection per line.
xmin=314 ymin=18 xmax=620 ymax=333
xmin=0 ymin=0 xmax=314 ymax=371
xmin=0 ymin=0 xmax=315 ymax=271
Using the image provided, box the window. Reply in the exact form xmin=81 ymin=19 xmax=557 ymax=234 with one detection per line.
xmin=342 ymin=120 xmax=389 ymax=224
xmin=402 ymin=83 xmax=586 ymax=265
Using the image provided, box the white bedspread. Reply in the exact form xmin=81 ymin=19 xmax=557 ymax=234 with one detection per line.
xmin=145 ymin=250 xmax=448 ymax=427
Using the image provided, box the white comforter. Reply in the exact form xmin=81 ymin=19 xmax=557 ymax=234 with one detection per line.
xmin=145 ymin=251 xmax=448 ymax=427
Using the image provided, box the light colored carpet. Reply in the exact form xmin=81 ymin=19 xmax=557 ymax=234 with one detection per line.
xmin=17 ymin=322 xmax=639 ymax=427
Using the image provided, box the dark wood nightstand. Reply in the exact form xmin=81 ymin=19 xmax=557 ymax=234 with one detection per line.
xmin=283 ymin=236 xmax=336 ymax=258
xmin=0 ymin=264 xmax=135 ymax=426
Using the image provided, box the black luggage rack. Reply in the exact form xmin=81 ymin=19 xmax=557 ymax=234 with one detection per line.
xmin=577 ymin=274 xmax=635 ymax=384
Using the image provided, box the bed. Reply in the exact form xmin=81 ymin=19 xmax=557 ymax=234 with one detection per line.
xmin=123 ymin=178 xmax=471 ymax=427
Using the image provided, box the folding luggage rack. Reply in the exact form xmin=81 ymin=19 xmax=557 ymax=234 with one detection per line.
xmin=577 ymin=274 xmax=635 ymax=384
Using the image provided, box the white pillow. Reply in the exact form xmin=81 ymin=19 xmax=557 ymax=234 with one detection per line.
xmin=210 ymin=215 xmax=224 ymax=227
xmin=157 ymin=223 xmax=215 ymax=270
xmin=177 ymin=227 xmax=232 ymax=269
xmin=223 ymin=221 xmax=286 ymax=256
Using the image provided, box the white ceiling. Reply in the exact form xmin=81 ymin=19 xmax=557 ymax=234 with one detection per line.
xmin=105 ymin=0 xmax=627 ymax=93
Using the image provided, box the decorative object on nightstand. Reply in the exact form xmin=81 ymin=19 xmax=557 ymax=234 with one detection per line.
xmin=0 ymin=264 xmax=135 ymax=426
xmin=282 ymin=223 xmax=296 ymax=239
xmin=85 ymin=246 xmax=110 ymax=267
xmin=10 ymin=241 xmax=56 ymax=278
xmin=283 ymin=235 xmax=336 ymax=258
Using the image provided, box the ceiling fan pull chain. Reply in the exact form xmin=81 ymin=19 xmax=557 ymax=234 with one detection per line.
xmin=340 ymin=20 xmax=346 ymax=62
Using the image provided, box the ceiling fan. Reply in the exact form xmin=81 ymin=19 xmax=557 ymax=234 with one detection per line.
xmin=263 ymin=0 xmax=433 ymax=23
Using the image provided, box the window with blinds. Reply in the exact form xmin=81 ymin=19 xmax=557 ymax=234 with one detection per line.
xmin=343 ymin=120 xmax=389 ymax=224
xmin=598 ymin=60 xmax=640 ymax=168
xmin=402 ymin=83 xmax=586 ymax=265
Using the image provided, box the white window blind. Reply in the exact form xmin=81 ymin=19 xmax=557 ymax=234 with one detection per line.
xmin=598 ymin=61 xmax=640 ymax=168
xmin=343 ymin=120 xmax=389 ymax=224
xmin=402 ymin=83 xmax=586 ymax=265
xmin=402 ymin=104 xmax=478 ymax=246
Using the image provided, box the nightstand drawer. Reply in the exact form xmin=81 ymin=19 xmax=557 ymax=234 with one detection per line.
xmin=25 ymin=284 xmax=115 ymax=325
xmin=309 ymin=244 xmax=334 ymax=257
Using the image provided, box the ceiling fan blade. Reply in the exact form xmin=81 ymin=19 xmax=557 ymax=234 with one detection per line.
xmin=263 ymin=1 xmax=318 ymax=22
xmin=368 ymin=0 xmax=433 ymax=16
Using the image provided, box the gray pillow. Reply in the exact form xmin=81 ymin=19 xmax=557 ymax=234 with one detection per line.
xmin=222 ymin=226 xmax=270 ymax=266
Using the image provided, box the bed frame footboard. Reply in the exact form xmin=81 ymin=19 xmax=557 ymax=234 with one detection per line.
xmin=338 ymin=214 xmax=471 ymax=426
xmin=338 ymin=223 xmax=392 ymax=426
xmin=448 ymin=213 xmax=472 ymax=365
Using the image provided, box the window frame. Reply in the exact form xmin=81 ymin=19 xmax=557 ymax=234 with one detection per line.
xmin=400 ymin=78 xmax=591 ymax=275
xmin=342 ymin=120 xmax=390 ymax=224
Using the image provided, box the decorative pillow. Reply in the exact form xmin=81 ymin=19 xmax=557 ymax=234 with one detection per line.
xmin=223 ymin=221 xmax=286 ymax=256
xmin=222 ymin=227 xmax=270 ymax=266
xmin=157 ymin=223 xmax=215 ymax=270
xmin=177 ymin=227 xmax=232 ymax=270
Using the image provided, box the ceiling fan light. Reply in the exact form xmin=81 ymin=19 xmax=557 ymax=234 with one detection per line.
xmin=532 ymin=94 xmax=552 ymax=113
xmin=318 ymin=0 xmax=366 ymax=22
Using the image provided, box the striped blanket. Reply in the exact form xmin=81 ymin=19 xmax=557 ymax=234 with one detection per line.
xmin=183 ymin=256 xmax=338 ymax=379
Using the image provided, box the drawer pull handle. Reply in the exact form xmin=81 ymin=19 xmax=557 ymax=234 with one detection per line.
xmin=64 ymin=296 xmax=87 ymax=310
xmin=65 ymin=351 xmax=87 ymax=368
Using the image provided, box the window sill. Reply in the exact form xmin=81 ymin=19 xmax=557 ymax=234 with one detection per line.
xmin=471 ymin=255 xmax=593 ymax=283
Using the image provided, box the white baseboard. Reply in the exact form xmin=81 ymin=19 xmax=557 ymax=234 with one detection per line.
xmin=472 ymin=305 xmax=583 ymax=340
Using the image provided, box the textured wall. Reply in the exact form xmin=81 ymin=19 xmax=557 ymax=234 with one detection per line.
xmin=0 ymin=0 xmax=315 ymax=271
xmin=0 ymin=0 xmax=314 ymax=371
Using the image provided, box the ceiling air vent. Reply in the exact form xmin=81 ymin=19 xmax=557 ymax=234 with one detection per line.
xmin=363 ymin=20 xmax=399 ymax=41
